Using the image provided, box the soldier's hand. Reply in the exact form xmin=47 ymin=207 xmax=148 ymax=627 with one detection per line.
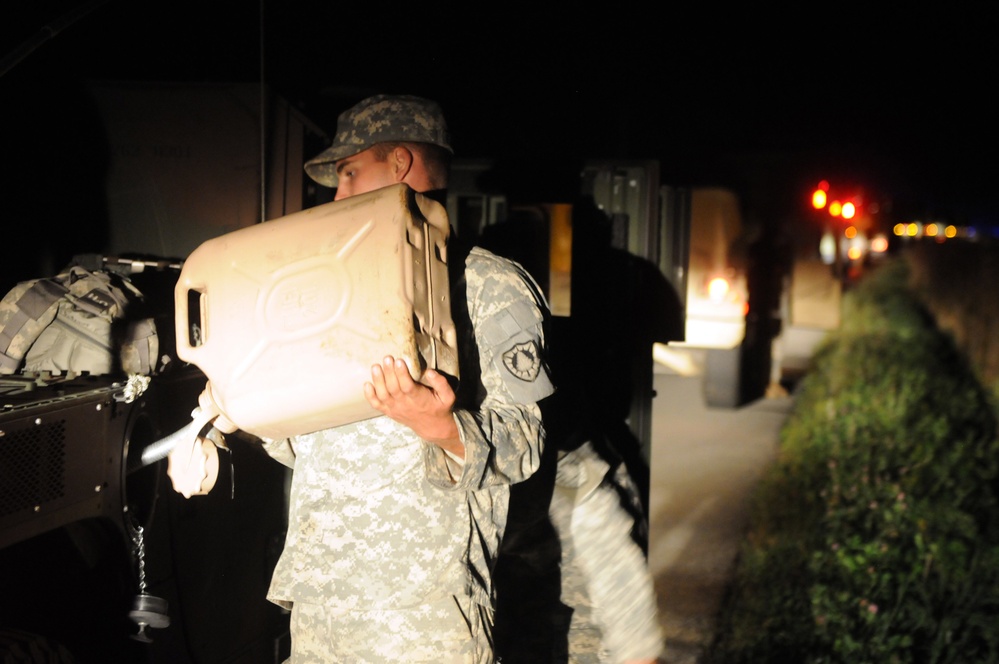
xmin=167 ymin=435 xmax=220 ymax=498
xmin=364 ymin=355 xmax=463 ymax=457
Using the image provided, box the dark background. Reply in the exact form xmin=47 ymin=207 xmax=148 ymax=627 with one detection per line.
xmin=1 ymin=5 xmax=994 ymax=660
xmin=3 ymin=1 xmax=996 ymax=231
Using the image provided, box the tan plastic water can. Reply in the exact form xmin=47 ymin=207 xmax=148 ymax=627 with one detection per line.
xmin=174 ymin=183 xmax=459 ymax=439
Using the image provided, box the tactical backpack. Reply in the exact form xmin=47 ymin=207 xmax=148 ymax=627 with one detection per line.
xmin=0 ymin=265 xmax=159 ymax=377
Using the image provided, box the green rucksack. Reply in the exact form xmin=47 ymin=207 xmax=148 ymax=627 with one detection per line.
xmin=0 ymin=265 xmax=159 ymax=377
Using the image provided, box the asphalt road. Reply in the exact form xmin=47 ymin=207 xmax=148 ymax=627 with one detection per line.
xmin=647 ymin=370 xmax=795 ymax=663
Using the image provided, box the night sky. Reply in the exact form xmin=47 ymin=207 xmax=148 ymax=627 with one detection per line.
xmin=4 ymin=1 xmax=997 ymax=229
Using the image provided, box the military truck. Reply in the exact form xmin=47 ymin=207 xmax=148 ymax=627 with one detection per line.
xmin=448 ymin=158 xmax=759 ymax=422
xmin=0 ymin=81 xmax=327 ymax=663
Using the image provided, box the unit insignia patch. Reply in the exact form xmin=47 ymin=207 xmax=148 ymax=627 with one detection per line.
xmin=502 ymin=340 xmax=541 ymax=382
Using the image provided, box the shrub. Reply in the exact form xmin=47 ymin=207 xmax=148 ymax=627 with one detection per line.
xmin=711 ymin=257 xmax=999 ymax=663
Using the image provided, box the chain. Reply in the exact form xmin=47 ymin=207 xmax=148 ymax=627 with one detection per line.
xmin=132 ymin=523 xmax=147 ymax=595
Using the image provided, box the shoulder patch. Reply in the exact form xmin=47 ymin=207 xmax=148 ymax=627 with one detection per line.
xmin=502 ymin=340 xmax=541 ymax=382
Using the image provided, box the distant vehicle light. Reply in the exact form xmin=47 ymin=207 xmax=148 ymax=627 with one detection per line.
xmin=945 ymin=225 xmax=957 ymax=238
xmin=819 ymin=231 xmax=836 ymax=264
xmin=829 ymin=200 xmax=843 ymax=217
xmin=925 ymin=223 xmax=938 ymax=237
xmin=870 ymin=235 xmax=889 ymax=253
xmin=906 ymin=223 xmax=919 ymax=237
xmin=844 ymin=225 xmax=857 ymax=239
xmin=841 ymin=202 xmax=856 ymax=219
xmin=847 ymin=245 xmax=863 ymax=261
xmin=708 ymin=277 xmax=730 ymax=302
xmin=893 ymin=223 xmax=905 ymax=236
xmin=812 ymin=189 xmax=827 ymax=209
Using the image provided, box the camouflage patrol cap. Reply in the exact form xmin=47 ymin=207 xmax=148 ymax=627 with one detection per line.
xmin=304 ymin=94 xmax=453 ymax=187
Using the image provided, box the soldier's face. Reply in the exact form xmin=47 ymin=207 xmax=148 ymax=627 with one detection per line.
xmin=333 ymin=147 xmax=397 ymax=200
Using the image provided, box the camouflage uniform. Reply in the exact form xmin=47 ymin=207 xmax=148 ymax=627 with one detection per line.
xmin=261 ymin=246 xmax=554 ymax=663
xmin=551 ymin=442 xmax=666 ymax=663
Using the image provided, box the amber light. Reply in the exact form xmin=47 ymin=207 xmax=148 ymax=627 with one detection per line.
xmin=811 ymin=181 xmax=829 ymax=209
xmin=812 ymin=189 xmax=827 ymax=209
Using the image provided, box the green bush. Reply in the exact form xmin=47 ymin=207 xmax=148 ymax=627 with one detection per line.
xmin=711 ymin=258 xmax=999 ymax=663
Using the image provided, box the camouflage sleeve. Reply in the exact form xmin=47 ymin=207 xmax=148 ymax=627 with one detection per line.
xmin=561 ymin=443 xmax=666 ymax=662
xmin=424 ymin=249 xmax=555 ymax=490
xmin=257 ymin=435 xmax=297 ymax=468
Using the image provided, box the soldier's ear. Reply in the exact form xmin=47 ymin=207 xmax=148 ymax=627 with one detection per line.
xmin=390 ymin=146 xmax=414 ymax=182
